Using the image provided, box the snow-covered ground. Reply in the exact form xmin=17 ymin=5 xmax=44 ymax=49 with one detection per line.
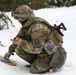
xmin=0 ymin=6 xmax=76 ymax=75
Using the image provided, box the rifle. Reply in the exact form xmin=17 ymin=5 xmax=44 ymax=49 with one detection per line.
xmin=54 ymin=23 xmax=67 ymax=36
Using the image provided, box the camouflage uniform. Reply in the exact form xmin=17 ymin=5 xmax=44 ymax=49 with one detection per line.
xmin=9 ymin=5 xmax=67 ymax=74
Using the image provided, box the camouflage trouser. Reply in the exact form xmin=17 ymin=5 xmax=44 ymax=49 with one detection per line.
xmin=15 ymin=46 xmax=67 ymax=74
xmin=15 ymin=45 xmax=37 ymax=64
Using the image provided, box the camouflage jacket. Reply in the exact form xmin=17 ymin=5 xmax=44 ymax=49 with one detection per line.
xmin=9 ymin=17 xmax=63 ymax=54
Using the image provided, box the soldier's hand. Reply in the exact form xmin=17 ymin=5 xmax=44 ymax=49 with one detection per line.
xmin=13 ymin=37 xmax=22 ymax=45
xmin=4 ymin=52 xmax=11 ymax=59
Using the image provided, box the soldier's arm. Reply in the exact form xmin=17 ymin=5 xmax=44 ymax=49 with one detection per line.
xmin=20 ymin=24 xmax=50 ymax=54
xmin=8 ymin=27 xmax=25 ymax=54
xmin=15 ymin=27 xmax=25 ymax=39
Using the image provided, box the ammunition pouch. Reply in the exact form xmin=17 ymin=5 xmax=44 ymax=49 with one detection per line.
xmin=43 ymin=40 xmax=57 ymax=55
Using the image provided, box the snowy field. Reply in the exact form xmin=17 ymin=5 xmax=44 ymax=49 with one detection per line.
xmin=0 ymin=6 xmax=76 ymax=75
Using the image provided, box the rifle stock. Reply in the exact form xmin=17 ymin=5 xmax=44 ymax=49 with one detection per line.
xmin=54 ymin=23 xmax=67 ymax=36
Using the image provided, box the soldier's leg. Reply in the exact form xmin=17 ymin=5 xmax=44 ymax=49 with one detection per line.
xmin=15 ymin=45 xmax=37 ymax=64
xmin=49 ymin=46 xmax=67 ymax=71
xmin=30 ymin=53 xmax=51 ymax=74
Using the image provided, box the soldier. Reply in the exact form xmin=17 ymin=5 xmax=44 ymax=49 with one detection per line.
xmin=4 ymin=5 xmax=67 ymax=74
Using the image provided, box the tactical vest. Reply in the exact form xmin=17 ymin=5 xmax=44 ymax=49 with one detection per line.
xmin=23 ymin=17 xmax=63 ymax=47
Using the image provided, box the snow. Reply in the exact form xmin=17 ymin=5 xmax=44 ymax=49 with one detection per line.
xmin=0 ymin=6 xmax=76 ymax=75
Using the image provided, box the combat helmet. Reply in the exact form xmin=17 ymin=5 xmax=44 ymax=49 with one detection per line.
xmin=12 ymin=5 xmax=35 ymax=21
